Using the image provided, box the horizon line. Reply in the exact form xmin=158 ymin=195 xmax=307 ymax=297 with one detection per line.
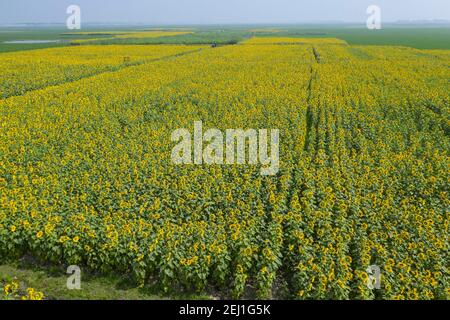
xmin=2 ymin=20 xmax=450 ymax=27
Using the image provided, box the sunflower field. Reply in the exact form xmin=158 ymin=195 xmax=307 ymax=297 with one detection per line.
xmin=0 ymin=38 xmax=448 ymax=299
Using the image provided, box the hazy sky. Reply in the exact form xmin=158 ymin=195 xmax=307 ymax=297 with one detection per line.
xmin=1 ymin=0 xmax=449 ymax=24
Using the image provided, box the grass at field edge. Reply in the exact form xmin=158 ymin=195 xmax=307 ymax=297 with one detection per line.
xmin=0 ymin=261 xmax=213 ymax=300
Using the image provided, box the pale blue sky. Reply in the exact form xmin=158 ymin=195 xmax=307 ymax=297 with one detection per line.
xmin=1 ymin=0 xmax=449 ymax=24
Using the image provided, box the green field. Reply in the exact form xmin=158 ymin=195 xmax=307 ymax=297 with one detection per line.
xmin=1 ymin=25 xmax=449 ymax=53
xmin=257 ymin=25 xmax=450 ymax=49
